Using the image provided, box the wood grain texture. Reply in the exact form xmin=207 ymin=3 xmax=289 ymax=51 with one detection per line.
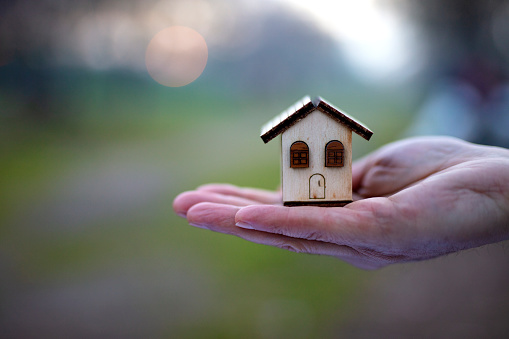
xmin=281 ymin=110 xmax=353 ymax=204
xmin=314 ymin=97 xmax=373 ymax=141
xmin=260 ymin=96 xmax=313 ymax=143
xmin=260 ymin=96 xmax=373 ymax=143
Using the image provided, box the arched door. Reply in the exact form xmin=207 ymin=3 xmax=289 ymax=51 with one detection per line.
xmin=309 ymin=174 xmax=325 ymax=199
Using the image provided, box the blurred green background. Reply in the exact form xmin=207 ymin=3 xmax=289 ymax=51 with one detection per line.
xmin=2 ymin=0 xmax=509 ymax=338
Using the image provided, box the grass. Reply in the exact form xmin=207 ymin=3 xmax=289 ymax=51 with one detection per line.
xmin=0 ymin=69 xmax=413 ymax=337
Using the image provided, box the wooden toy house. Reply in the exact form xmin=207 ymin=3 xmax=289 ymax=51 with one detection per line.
xmin=260 ymin=96 xmax=373 ymax=207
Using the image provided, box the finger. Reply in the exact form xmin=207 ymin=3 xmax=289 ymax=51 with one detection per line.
xmin=352 ymin=155 xmax=371 ymax=193
xmin=356 ymin=156 xmax=422 ymax=197
xmin=173 ymin=190 xmax=266 ymax=217
xmin=353 ymin=137 xmax=469 ymax=198
xmin=197 ymin=183 xmax=282 ymax=204
xmin=353 ymin=152 xmax=412 ymax=197
xmin=352 ymin=192 xmax=364 ymax=201
xmin=352 ymin=149 xmax=416 ymax=197
xmin=234 ymin=200 xmax=391 ymax=247
xmin=186 ymin=202 xmax=241 ymax=231
xmin=186 ymin=202 xmax=380 ymax=269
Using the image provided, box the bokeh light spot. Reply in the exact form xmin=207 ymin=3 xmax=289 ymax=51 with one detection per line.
xmin=145 ymin=26 xmax=208 ymax=87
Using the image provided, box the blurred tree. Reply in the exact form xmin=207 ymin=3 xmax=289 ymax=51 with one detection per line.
xmin=390 ymin=0 xmax=508 ymax=81
xmin=392 ymin=0 xmax=509 ymax=147
xmin=0 ymin=0 xmax=350 ymax=122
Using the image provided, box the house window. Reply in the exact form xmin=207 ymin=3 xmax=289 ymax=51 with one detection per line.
xmin=290 ymin=141 xmax=309 ymax=168
xmin=325 ymin=140 xmax=344 ymax=167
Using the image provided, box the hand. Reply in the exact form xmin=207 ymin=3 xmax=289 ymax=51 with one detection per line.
xmin=173 ymin=137 xmax=509 ymax=269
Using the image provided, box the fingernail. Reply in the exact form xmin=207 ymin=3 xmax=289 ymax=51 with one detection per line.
xmin=235 ymin=221 xmax=254 ymax=230
xmin=189 ymin=222 xmax=209 ymax=230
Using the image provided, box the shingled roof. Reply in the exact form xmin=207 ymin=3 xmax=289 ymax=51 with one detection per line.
xmin=260 ymin=96 xmax=373 ymax=143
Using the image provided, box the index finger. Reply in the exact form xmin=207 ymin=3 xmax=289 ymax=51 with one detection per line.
xmin=198 ymin=183 xmax=282 ymax=204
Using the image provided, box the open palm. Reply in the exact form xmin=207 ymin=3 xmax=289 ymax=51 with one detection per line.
xmin=173 ymin=137 xmax=509 ymax=269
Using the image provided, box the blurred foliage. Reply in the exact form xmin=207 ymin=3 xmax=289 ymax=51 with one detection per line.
xmin=0 ymin=60 xmax=408 ymax=336
xmin=7 ymin=0 xmax=509 ymax=337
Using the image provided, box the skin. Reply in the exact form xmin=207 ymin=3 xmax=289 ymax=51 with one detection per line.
xmin=173 ymin=137 xmax=509 ymax=270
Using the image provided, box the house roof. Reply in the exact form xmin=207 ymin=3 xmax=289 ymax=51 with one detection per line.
xmin=260 ymin=96 xmax=373 ymax=143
